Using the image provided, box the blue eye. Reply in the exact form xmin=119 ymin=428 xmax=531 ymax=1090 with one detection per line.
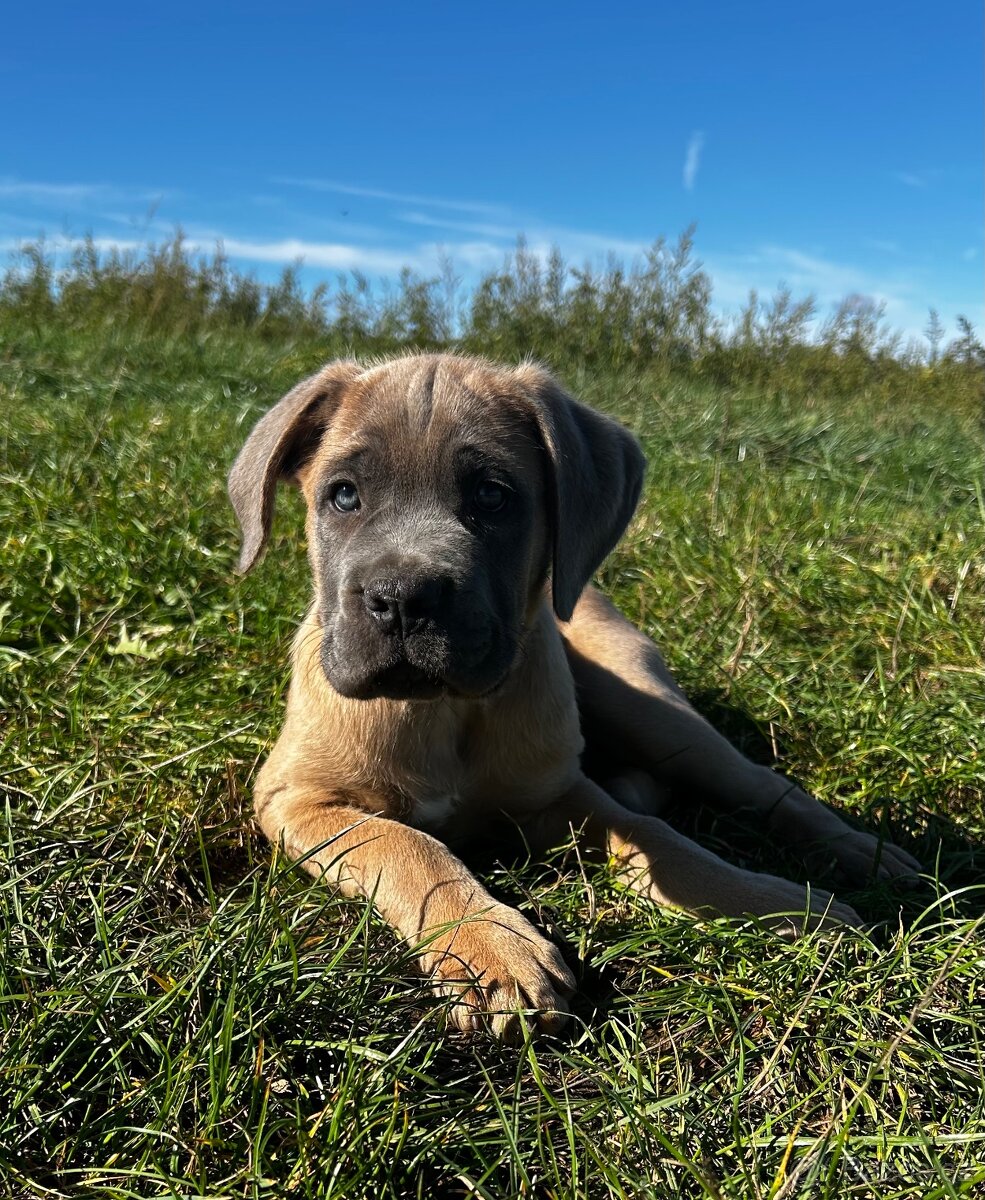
xmin=474 ymin=480 xmax=507 ymax=513
xmin=331 ymin=481 xmax=360 ymax=512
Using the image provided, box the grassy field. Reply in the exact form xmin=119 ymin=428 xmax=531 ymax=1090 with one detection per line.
xmin=1 ymin=319 xmax=984 ymax=1199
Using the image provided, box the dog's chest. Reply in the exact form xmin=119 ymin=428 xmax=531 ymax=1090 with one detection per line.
xmin=395 ymin=697 xmax=580 ymax=837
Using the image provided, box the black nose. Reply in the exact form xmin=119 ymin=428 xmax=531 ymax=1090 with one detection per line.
xmin=363 ymin=575 xmax=450 ymax=633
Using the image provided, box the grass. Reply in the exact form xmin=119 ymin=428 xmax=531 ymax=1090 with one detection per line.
xmin=1 ymin=318 xmax=984 ymax=1199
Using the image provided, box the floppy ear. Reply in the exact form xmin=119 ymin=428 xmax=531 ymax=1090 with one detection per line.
xmin=227 ymin=361 xmax=361 ymax=574
xmin=515 ymin=365 xmax=646 ymax=621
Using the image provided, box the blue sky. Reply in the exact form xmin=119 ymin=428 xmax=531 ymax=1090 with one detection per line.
xmin=2 ymin=1 xmax=981 ymax=340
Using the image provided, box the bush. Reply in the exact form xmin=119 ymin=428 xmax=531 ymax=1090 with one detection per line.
xmin=1 ymin=231 xmax=982 ymax=408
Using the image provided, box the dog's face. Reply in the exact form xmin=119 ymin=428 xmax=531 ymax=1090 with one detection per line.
xmin=229 ymin=355 xmax=644 ymax=702
xmin=301 ymin=360 xmax=551 ymax=700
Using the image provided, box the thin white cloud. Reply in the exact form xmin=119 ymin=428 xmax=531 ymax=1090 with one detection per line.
xmin=398 ymin=209 xmax=650 ymax=261
xmin=0 ymin=179 xmax=104 ymax=202
xmin=0 ymin=234 xmax=144 ymax=254
xmin=399 ymin=211 xmax=519 ymax=241
xmin=961 ymin=246 xmax=978 ymax=261
xmin=896 ymin=171 xmax=927 ymax=188
xmin=0 ymin=178 xmax=169 ymax=206
xmin=272 ymin=177 xmax=508 ymax=218
xmin=193 ymin=236 xmax=427 ymax=273
xmin=683 ymin=132 xmax=705 ymax=191
xmin=0 ymin=232 xmax=419 ymax=273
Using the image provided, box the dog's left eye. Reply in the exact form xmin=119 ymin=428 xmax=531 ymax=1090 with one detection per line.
xmin=473 ymin=480 xmax=508 ymax=513
xmin=330 ymin=481 xmax=361 ymax=512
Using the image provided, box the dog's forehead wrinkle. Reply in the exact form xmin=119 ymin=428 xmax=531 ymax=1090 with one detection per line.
xmin=420 ymin=357 xmax=447 ymax=428
xmin=351 ymin=353 xmax=528 ymax=435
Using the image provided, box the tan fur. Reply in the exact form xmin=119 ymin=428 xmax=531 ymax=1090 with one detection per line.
xmin=231 ymin=353 xmax=919 ymax=1040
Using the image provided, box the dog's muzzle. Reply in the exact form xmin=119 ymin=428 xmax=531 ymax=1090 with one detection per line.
xmin=361 ymin=573 xmax=454 ymax=638
xmin=320 ymin=566 xmax=508 ymax=701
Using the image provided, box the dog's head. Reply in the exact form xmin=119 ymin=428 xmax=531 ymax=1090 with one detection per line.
xmin=229 ymin=355 xmax=644 ymax=701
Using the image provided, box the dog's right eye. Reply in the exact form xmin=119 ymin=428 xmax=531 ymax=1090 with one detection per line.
xmin=473 ymin=480 xmax=508 ymax=513
xmin=330 ymin=481 xmax=361 ymax=512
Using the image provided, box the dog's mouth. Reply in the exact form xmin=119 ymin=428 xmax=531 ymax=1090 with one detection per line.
xmin=351 ymin=658 xmax=448 ymax=701
xmin=320 ymin=628 xmax=514 ymax=703
xmin=330 ymin=659 xmax=513 ymax=702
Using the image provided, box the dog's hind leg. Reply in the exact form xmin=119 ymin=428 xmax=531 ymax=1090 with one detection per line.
xmin=561 ymin=586 xmax=920 ymax=883
xmin=521 ymin=775 xmax=862 ymax=935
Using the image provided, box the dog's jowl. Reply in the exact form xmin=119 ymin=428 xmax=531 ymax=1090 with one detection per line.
xmin=228 ymin=353 xmax=920 ymax=1039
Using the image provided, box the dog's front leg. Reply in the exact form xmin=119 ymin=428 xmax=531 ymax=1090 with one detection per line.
xmin=524 ymin=776 xmax=862 ymax=936
xmin=256 ymin=784 xmax=574 ymax=1038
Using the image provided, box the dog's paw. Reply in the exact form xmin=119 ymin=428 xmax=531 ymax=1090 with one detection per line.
xmin=422 ymin=904 xmax=575 ymax=1040
xmin=806 ymin=829 xmax=922 ymax=886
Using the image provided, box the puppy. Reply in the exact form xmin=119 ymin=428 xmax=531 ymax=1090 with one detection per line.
xmin=228 ymin=354 xmax=919 ymax=1038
